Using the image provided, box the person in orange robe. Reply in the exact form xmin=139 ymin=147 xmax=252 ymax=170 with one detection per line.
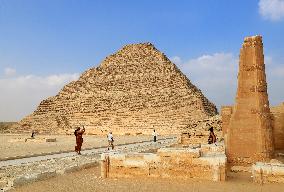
xmin=74 ymin=126 xmax=85 ymax=155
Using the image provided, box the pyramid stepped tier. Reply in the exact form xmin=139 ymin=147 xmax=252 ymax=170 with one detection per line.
xmin=14 ymin=43 xmax=217 ymax=135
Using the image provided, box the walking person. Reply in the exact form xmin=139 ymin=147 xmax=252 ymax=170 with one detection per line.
xmin=152 ymin=129 xmax=157 ymax=142
xmin=107 ymin=131 xmax=114 ymax=150
xmin=74 ymin=126 xmax=85 ymax=155
xmin=31 ymin=130 xmax=35 ymax=138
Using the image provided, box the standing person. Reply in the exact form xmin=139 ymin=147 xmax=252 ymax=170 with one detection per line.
xmin=208 ymin=127 xmax=217 ymax=144
xmin=152 ymin=129 xmax=157 ymax=142
xmin=74 ymin=126 xmax=85 ymax=155
xmin=107 ymin=131 xmax=114 ymax=150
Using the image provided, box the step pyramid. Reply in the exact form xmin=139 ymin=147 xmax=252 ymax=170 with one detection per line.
xmin=14 ymin=43 xmax=217 ymax=134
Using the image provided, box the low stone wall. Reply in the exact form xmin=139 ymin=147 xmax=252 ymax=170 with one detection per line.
xmin=101 ymin=145 xmax=226 ymax=181
xmin=252 ymin=162 xmax=284 ymax=183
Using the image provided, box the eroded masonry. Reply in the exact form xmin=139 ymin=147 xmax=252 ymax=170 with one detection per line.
xmin=14 ymin=43 xmax=217 ymax=135
xmin=223 ymin=36 xmax=274 ymax=165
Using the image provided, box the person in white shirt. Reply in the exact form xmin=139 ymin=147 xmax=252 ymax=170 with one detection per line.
xmin=152 ymin=129 xmax=157 ymax=142
xmin=107 ymin=131 xmax=114 ymax=150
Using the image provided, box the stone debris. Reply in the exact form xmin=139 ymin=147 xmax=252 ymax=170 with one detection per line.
xmin=12 ymin=43 xmax=217 ymax=135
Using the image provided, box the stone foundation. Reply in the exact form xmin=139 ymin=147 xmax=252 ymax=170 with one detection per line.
xmin=252 ymin=162 xmax=284 ymax=183
xmin=101 ymin=144 xmax=226 ymax=181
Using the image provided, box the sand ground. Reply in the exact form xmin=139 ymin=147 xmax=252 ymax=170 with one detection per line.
xmin=10 ymin=166 xmax=284 ymax=192
xmin=0 ymin=134 xmax=169 ymax=159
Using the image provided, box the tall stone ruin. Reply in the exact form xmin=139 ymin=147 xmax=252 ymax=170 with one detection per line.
xmin=14 ymin=43 xmax=217 ymax=135
xmin=224 ymin=35 xmax=274 ymax=165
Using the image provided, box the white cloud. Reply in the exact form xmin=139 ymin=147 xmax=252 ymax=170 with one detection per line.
xmin=259 ymin=0 xmax=284 ymax=21
xmin=4 ymin=67 xmax=16 ymax=76
xmin=171 ymin=53 xmax=284 ymax=111
xmin=169 ymin=56 xmax=182 ymax=65
xmin=0 ymin=73 xmax=79 ymax=121
xmin=171 ymin=53 xmax=238 ymax=110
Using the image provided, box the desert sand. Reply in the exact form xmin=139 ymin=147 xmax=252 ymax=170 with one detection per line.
xmin=10 ymin=166 xmax=284 ymax=192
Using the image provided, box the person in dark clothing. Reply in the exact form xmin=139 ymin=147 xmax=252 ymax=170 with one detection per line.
xmin=31 ymin=131 xmax=35 ymax=138
xmin=74 ymin=126 xmax=85 ymax=155
xmin=208 ymin=127 xmax=217 ymax=144
xmin=152 ymin=129 xmax=157 ymax=142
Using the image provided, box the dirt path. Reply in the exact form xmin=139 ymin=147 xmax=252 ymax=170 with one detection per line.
xmin=0 ymin=134 xmax=172 ymax=159
xmin=10 ymin=166 xmax=284 ymax=192
xmin=0 ymin=137 xmax=176 ymax=167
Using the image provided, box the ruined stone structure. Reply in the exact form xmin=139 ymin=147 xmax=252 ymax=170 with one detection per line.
xmin=101 ymin=144 xmax=226 ymax=181
xmin=224 ymin=35 xmax=274 ymax=165
xmin=271 ymin=103 xmax=284 ymax=150
xmin=253 ymin=161 xmax=284 ymax=183
xmin=14 ymin=43 xmax=217 ymax=135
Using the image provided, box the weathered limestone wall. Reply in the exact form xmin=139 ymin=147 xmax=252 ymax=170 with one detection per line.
xmin=179 ymin=115 xmax=222 ymax=145
xmin=271 ymin=102 xmax=284 ymax=150
xmin=101 ymin=145 xmax=226 ymax=181
xmin=252 ymin=162 xmax=284 ymax=183
xmin=14 ymin=43 xmax=217 ymax=135
xmin=221 ymin=106 xmax=233 ymax=136
xmin=226 ymin=35 xmax=274 ymax=165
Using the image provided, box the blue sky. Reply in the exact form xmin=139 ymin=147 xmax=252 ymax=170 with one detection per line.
xmin=0 ymin=0 xmax=284 ymax=121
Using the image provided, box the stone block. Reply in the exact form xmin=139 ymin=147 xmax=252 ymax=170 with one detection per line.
xmin=252 ymin=162 xmax=284 ymax=183
xmin=230 ymin=165 xmax=251 ymax=173
xmin=157 ymin=147 xmax=201 ymax=158
xmin=78 ymin=161 xmax=99 ymax=169
xmin=37 ymin=171 xmax=56 ymax=180
xmin=101 ymin=150 xmax=227 ymax=181
xmin=45 ymin=138 xmax=56 ymax=142
xmin=12 ymin=173 xmax=38 ymax=187
xmin=63 ymin=165 xmax=80 ymax=174
xmin=200 ymin=143 xmax=225 ymax=156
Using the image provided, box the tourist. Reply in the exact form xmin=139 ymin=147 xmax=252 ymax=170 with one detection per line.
xmin=208 ymin=127 xmax=216 ymax=144
xmin=107 ymin=131 xmax=114 ymax=150
xmin=152 ymin=129 xmax=157 ymax=142
xmin=74 ymin=126 xmax=85 ymax=155
xmin=31 ymin=130 xmax=35 ymax=138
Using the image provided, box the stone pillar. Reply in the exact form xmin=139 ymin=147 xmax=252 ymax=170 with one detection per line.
xmin=227 ymin=35 xmax=274 ymax=165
